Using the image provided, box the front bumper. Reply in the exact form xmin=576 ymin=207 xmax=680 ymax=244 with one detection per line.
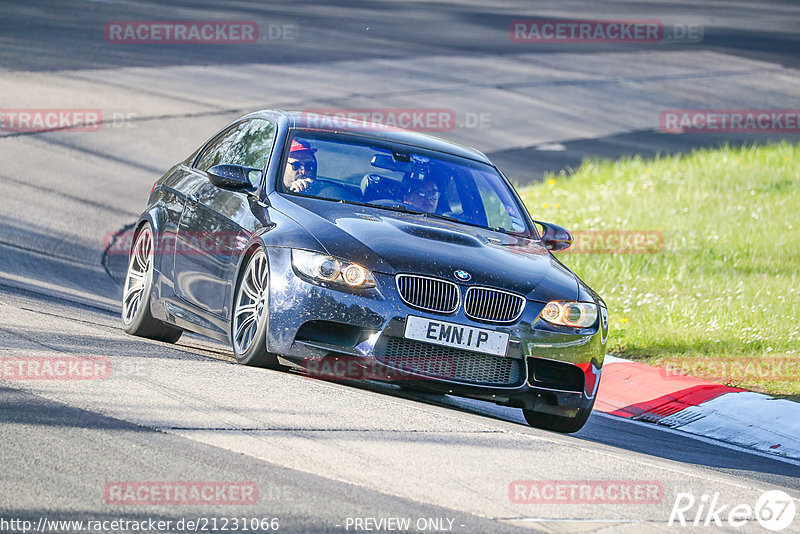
xmin=265 ymin=247 xmax=607 ymax=413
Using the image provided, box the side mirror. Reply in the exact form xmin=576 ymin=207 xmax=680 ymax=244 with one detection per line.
xmin=534 ymin=220 xmax=573 ymax=252
xmin=207 ymin=164 xmax=261 ymax=191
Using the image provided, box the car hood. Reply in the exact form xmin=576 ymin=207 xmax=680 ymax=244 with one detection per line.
xmin=273 ymin=196 xmax=579 ymax=301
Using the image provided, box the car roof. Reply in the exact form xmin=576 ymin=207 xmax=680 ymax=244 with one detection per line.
xmin=242 ymin=109 xmax=492 ymax=165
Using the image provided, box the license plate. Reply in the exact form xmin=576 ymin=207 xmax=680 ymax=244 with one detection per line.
xmin=403 ymin=315 xmax=509 ymax=357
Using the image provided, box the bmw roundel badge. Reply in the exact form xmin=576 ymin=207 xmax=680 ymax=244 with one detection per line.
xmin=454 ymin=270 xmax=471 ymax=282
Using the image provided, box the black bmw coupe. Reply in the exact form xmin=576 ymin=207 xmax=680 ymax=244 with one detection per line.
xmin=122 ymin=110 xmax=608 ymax=433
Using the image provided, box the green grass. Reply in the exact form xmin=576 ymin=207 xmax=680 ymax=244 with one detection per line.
xmin=518 ymin=143 xmax=800 ymax=397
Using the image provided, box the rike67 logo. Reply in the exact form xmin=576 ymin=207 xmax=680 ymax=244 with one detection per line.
xmin=669 ymin=490 xmax=796 ymax=531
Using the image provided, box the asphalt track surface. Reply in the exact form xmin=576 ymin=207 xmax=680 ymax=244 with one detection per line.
xmin=1 ymin=1 xmax=799 ymax=533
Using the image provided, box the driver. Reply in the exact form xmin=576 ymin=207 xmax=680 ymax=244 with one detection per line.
xmin=283 ymin=139 xmax=318 ymax=193
xmin=403 ymin=177 xmax=440 ymax=213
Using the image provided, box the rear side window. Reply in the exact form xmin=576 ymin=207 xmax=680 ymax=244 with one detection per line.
xmin=195 ymin=119 xmax=276 ymax=186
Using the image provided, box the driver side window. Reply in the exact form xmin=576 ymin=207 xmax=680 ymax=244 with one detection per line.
xmin=195 ymin=119 xmax=276 ymax=187
xmin=195 ymin=122 xmax=248 ymax=173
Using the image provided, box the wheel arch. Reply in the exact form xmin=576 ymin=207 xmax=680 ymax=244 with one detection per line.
xmin=129 ymin=217 xmax=152 ymax=253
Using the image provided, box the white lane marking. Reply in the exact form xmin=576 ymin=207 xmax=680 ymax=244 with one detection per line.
xmin=600 ymin=354 xmax=800 ymax=461
xmin=659 ymin=392 xmax=800 ymax=460
xmin=410 ymin=391 xmax=800 ymax=489
xmin=594 ymin=411 xmax=800 ymax=468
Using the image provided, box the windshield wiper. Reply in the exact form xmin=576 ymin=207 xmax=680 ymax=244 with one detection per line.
xmin=372 ymin=203 xmax=463 ymax=225
xmin=370 ymin=203 xmax=522 ymax=234
xmin=414 ymin=211 xmax=462 ymax=224
xmin=382 ymin=203 xmax=421 ymax=213
xmin=317 ymin=197 xmax=531 ymax=236
xmin=492 ymin=227 xmax=533 ymax=239
xmin=357 ymin=201 xmax=426 ymax=215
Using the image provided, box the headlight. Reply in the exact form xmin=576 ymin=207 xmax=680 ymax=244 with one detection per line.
xmin=540 ymin=301 xmax=598 ymax=328
xmin=292 ymin=250 xmax=376 ymax=288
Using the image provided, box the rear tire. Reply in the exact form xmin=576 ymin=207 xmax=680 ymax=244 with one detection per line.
xmin=522 ymin=398 xmax=594 ymax=433
xmin=121 ymin=223 xmax=182 ymax=343
xmin=231 ymin=248 xmax=281 ymax=368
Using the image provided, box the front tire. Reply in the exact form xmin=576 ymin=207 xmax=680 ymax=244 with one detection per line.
xmin=121 ymin=223 xmax=182 ymax=343
xmin=231 ymin=248 xmax=280 ymax=368
xmin=522 ymin=398 xmax=595 ymax=433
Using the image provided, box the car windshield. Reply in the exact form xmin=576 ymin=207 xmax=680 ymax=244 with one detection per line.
xmin=278 ymin=131 xmax=530 ymax=235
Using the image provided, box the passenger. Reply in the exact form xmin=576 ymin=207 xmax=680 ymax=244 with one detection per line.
xmin=403 ymin=177 xmax=440 ymax=213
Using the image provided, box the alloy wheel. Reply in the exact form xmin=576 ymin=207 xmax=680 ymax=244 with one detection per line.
xmin=122 ymin=227 xmax=153 ymax=324
xmin=233 ymin=250 xmax=268 ymax=354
